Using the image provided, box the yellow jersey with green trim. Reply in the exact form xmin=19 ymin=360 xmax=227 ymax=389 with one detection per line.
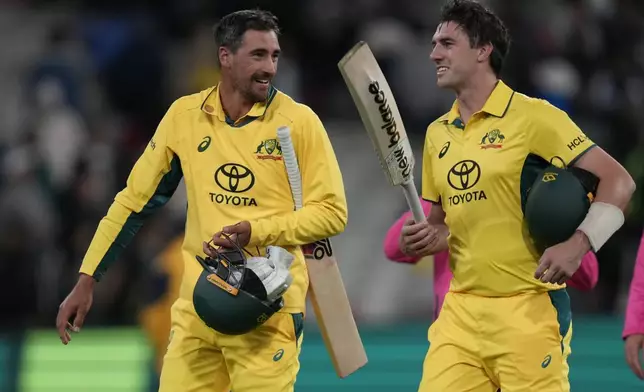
xmin=79 ymin=84 xmax=348 ymax=315
xmin=421 ymin=81 xmax=595 ymax=296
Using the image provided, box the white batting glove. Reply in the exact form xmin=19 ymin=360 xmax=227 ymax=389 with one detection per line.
xmin=246 ymin=246 xmax=294 ymax=302
xmin=266 ymin=245 xmax=295 ymax=270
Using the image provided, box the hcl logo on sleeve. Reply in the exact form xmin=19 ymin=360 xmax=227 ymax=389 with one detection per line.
xmin=567 ymin=135 xmax=587 ymax=151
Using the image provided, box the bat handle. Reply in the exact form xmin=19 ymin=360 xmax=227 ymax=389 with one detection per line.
xmin=401 ymin=179 xmax=426 ymax=223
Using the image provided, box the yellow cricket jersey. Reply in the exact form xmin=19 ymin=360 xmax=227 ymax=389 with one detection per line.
xmin=422 ymin=81 xmax=595 ymax=296
xmin=79 ymin=84 xmax=348 ymax=315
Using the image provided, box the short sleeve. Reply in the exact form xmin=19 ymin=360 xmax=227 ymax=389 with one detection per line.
xmin=422 ymin=131 xmax=440 ymax=203
xmin=529 ymin=100 xmax=596 ymax=166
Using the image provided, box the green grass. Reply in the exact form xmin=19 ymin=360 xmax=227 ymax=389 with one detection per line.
xmin=18 ymin=329 xmax=151 ymax=392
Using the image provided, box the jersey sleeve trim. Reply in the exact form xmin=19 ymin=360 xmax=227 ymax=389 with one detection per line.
xmin=569 ymin=143 xmax=597 ymax=167
xmin=91 ymin=155 xmax=184 ymax=281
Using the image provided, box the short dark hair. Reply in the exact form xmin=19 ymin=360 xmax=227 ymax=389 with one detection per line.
xmin=213 ymin=9 xmax=280 ymax=63
xmin=439 ymin=0 xmax=510 ymax=77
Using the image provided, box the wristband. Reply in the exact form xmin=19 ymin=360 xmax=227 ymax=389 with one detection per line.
xmin=577 ymin=202 xmax=624 ymax=252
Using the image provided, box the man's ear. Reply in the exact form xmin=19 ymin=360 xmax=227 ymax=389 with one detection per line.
xmin=477 ymin=42 xmax=493 ymax=63
xmin=219 ymin=46 xmax=232 ymax=68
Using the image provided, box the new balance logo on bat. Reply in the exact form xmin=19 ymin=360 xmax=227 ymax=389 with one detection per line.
xmin=368 ymin=81 xmax=400 ymax=149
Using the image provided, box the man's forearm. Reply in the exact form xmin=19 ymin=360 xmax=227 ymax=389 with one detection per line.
xmin=577 ymin=175 xmax=634 ymax=252
xmin=574 ymin=148 xmax=636 ymax=252
xmin=79 ymin=199 xmax=148 ymax=281
xmin=593 ymin=172 xmax=636 ymax=212
xmin=248 ymin=201 xmax=348 ymax=247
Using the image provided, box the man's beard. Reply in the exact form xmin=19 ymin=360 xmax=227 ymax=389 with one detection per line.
xmin=235 ymin=75 xmax=270 ymax=103
xmin=245 ymin=84 xmax=268 ymax=103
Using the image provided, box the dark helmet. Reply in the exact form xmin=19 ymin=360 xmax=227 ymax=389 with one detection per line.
xmin=192 ymin=237 xmax=283 ymax=335
xmin=522 ymin=158 xmax=599 ymax=253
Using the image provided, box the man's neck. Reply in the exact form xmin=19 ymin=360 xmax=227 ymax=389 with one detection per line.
xmin=219 ymin=81 xmax=254 ymax=122
xmin=455 ymin=73 xmax=498 ymax=124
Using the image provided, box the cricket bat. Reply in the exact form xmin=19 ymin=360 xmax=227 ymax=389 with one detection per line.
xmin=338 ymin=41 xmax=426 ymax=225
xmin=276 ymin=126 xmax=368 ymax=378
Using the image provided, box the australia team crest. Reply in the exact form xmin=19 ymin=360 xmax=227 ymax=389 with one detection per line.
xmin=255 ymin=139 xmax=283 ymax=160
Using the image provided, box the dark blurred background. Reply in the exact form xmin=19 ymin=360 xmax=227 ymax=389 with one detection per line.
xmin=0 ymin=0 xmax=643 ymax=391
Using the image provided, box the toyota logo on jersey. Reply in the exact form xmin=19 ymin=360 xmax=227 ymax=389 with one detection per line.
xmin=215 ymin=163 xmax=255 ymax=193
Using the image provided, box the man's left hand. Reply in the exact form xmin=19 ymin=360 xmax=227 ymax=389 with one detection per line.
xmin=534 ymin=230 xmax=592 ymax=285
xmin=205 ymin=221 xmax=252 ymax=256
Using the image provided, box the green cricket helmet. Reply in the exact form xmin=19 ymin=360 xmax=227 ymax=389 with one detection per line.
xmin=192 ymin=240 xmax=283 ymax=335
xmin=522 ymin=157 xmax=599 ymax=253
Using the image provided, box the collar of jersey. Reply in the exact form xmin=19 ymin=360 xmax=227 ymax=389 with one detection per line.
xmin=201 ymin=83 xmax=277 ymax=127
xmin=439 ymin=80 xmax=514 ymax=126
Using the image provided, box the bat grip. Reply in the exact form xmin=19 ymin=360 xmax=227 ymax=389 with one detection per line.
xmin=401 ymin=179 xmax=426 ymax=223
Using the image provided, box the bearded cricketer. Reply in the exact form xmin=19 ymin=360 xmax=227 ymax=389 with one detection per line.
xmin=56 ymin=9 xmax=347 ymax=392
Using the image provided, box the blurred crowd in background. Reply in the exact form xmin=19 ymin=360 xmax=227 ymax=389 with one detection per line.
xmin=0 ymin=0 xmax=643 ymax=334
